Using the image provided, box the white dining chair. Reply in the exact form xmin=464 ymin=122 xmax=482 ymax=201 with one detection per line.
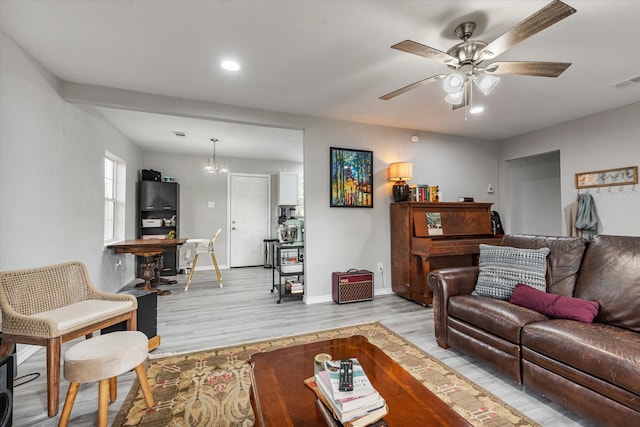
xmin=184 ymin=228 xmax=223 ymax=291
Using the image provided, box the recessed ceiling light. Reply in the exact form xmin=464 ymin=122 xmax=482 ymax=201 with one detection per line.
xmin=221 ymin=60 xmax=240 ymax=71
xmin=470 ymin=106 xmax=484 ymax=114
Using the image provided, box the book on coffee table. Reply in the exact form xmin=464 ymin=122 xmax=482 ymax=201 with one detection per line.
xmin=316 ymin=361 xmax=379 ymax=408
xmin=315 ymin=398 xmax=342 ymax=427
xmin=306 ymin=362 xmax=388 ymax=426
xmin=315 ymin=398 xmax=389 ymax=427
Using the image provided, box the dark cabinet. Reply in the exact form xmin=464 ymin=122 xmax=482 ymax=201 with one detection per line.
xmin=140 ymin=181 xmax=178 ymax=211
xmin=102 ymin=289 xmax=160 ymax=350
xmin=138 ymin=180 xmax=180 ymax=275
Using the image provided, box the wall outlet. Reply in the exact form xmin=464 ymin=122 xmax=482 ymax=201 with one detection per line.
xmin=377 ymin=263 xmax=383 ymax=272
xmin=115 ymin=260 xmax=122 ymax=271
xmin=208 ymin=201 xmax=215 ymax=208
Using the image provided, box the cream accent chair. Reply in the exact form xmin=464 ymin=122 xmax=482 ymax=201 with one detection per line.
xmin=0 ymin=261 xmax=137 ymax=417
xmin=184 ymin=228 xmax=223 ymax=291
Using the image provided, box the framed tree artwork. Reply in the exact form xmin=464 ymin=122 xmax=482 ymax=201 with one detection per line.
xmin=330 ymin=147 xmax=373 ymax=208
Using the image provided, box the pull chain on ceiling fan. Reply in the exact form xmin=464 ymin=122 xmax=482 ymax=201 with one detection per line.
xmin=380 ymin=0 xmax=577 ymax=111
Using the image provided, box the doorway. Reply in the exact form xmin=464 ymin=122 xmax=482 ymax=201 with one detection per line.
xmin=506 ymin=151 xmax=561 ymax=235
xmin=229 ymin=174 xmax=270 ymax=267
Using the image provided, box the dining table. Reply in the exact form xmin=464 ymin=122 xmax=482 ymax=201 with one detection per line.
xmin=107 ymin=238 xmax=187 ymax=295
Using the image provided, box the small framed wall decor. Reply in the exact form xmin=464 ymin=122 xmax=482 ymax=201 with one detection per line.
xmin=575 ymin=166 xmax=638 ymax=189
xmin=330 ymin=147 xmax=373 ymax=208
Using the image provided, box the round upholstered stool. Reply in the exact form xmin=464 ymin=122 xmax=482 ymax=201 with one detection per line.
xmin=58 ymin=331 xmax=155 ymax=427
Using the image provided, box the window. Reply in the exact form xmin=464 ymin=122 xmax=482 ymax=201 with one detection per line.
xmin=104 ymin=152 xmax=126 ymax=243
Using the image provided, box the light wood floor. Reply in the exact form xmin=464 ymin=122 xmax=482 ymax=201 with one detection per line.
xmin=14 ymin=267 xmax=593 ymax=426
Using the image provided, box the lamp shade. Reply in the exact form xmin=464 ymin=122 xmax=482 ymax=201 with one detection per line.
xmin=389 ymin=162 xmax=413 ymax=181
xmin=475 ymin=73 xmax=500 ymax=96
xmin=444 ymin=90 xmax=464 ymax=105
xmin=443 ymin=73 xmax=465 ymax=94
xmin=389 ymin=162 xmax=413 ymax=202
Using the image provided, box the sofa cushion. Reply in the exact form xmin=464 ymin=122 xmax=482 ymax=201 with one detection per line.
xmin=574 ymin=234 xmax=640 ymax=332
xmin=473 ymin=244 xmax=549 ymax=300
xmin=522 ymin=319 xmax=640 ymax=396
xmin=510 ymin=283 xmax=599 ymax=323
xmin=449 ymin=295 xmax=548 ymax=343
xmin=500 ymin=235 xmax=586 ymax=296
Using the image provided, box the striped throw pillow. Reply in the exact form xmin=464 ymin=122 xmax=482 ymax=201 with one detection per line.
xmin=473 ymin=244 xmax=550 ymax=300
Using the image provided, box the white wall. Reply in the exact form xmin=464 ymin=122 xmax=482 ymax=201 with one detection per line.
xmin=0 ymin=31 xmax=142 ymax=291
xmin=506 ymin=151 xmax=561 ymax=235
xmin=301 ymin=119 xmax=500 ymax=302
xmin=499 ymin=102 xmax=640 ymax=237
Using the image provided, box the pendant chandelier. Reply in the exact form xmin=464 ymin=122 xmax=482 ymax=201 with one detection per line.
xmin=204 ymin=138 xmax=229 ymax=175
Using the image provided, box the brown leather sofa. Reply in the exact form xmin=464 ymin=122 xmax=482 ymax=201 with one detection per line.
xmin=428 ymin=234 xmax=640 ymax=426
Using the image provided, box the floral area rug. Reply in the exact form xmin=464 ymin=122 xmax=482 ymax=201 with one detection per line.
xmin=113 ymin=322 xmax=539 ymax=427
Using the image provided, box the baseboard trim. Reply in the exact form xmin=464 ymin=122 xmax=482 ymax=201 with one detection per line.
xmin=305 ymin=287 xmax=393 ymax=305
xmin=184 ymin=265 xmax=230 ymax=272
xmin=17 ymin=344 xmax=41 ymax=365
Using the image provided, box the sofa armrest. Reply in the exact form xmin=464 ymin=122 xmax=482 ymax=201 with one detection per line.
xmin=428 ymin=266 xmax=479 ymax=348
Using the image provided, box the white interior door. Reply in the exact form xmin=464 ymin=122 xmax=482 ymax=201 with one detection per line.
xmin=229 ymin=174 xmax=270 ymax=267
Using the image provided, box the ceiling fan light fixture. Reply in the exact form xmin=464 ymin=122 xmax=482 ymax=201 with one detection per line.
xmin=475 ymin=74 xmax=500 ymax=96
xmin=443 ymin=73 xmax=465 ymax=94
xmin=444 ymin=90 xmax=464 ymax=105
xmin=381 ymin=0 xmax=576 ymax=113
xmin=470 ymin=106 xmax=485 ymax=114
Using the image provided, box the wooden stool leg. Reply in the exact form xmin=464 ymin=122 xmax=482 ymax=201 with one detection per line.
xmin=134 ymin=364 xmax=155 ymax=408
xmin=184 ymin=254 xmax=199 ymax=291
xmin=57 ymin=382 xmax=80 ymax=427
xmin=98 ymin=379 xmax=109 ymax=427
xmin=211 ymin=252 xmax=223 ymax=287
xmin=109 ymin=377 xmax=117 ymax=402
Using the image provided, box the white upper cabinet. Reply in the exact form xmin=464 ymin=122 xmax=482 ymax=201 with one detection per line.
xmin=275 ymin=172 xmax=298 ymax=206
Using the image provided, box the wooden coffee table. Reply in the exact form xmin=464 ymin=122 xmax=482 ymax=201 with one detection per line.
xmin=249 ymin=335 xmax=471 ymax=426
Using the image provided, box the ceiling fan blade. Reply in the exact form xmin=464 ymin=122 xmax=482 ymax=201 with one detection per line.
xmin=391 ymin=40 xmax=459 ymax=66
xmin=380 ymin=74 xmax=446 ymax=100
xmin=485 ymin=61 xmax=571 ymax=77
xmin=452 ymin=80 xmax=472 ymax=110
xmin=478 ymin=0 xmax=576 ymax=60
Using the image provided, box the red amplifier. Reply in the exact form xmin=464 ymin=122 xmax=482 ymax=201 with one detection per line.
xmin=332 ymin=269 xmax=374 ymax=304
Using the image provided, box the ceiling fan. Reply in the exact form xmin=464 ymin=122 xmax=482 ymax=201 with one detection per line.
xmin=380 ymin=0 xmax=577 ymax=110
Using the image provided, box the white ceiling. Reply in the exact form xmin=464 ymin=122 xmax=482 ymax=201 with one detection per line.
xmin=1 ymin=0 xmax=639 ymax=158
xmin=93 ymin=107 xmax=305 ymax=162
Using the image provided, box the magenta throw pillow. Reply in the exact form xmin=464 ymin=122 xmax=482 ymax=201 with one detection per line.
xmin=510 ymin=283 xmax=599 ymax=323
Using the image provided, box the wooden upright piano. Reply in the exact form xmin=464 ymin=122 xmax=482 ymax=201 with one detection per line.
xmin=390 ymin=202 xmax=502 ymax=306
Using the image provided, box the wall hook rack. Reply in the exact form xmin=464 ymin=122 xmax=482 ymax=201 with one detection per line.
xmin=575 ymin=166 xmax=638 ymax=190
